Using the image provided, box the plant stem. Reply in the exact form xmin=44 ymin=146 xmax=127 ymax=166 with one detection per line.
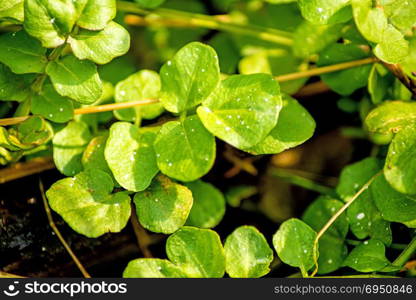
xmin=392 ymin=236 xmax=416 ymax=268
xmin=310 ymin=171 xmax=382 ymax=277
xmin=130 ymin=204 xmax=153 ymax=258
xmin=0 ymin=99 xmax=159 ymax=126
xmin=269 ymin=167 xmax=337 ymax=197
xmin=276 ymin=57 xmax=378 ymax=82
xmin=39 ymin=179 xmax=91 ymax=278
xmin=116 ymin=1 xmax=293 ymax=46
xmin=0 ymin=157 xmax=55 ymax=184
xmin=0 ymin=271 xmax=26 ymax=278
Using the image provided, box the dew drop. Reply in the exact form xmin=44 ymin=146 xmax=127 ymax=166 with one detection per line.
xmin=356 ymin=212 xmax=365 ymax=220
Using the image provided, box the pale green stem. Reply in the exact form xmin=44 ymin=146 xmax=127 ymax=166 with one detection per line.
xmin=116 ymin=1 xmax=293 ymax=46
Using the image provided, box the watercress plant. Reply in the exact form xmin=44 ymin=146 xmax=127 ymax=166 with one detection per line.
xmin=1 ymin=0 xmax=416 ymax=278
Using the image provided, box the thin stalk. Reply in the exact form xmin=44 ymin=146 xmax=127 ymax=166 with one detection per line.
xmin=269 ymin=167 xmax=337 ymax=197
xmin=39 ymin=179 xmax=91 ymax=278
xmin=310 ymin=171 xmax=382 ymax=277
xmin=0 ymin=99 xmax=159 ymax=126
xmin=130 ymin=204 xmax=153 ymax=258
xmin=116 ymin=1 xmax=293 ymax=46
xmin=275 ymin=57 xmax=378 ymax=82
xmin=0 ymin=157 xmax=55 ymax=184
xmin=392 ymin=236 xmax=416 ymax=268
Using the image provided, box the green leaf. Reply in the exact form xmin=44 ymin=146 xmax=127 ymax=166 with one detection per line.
xmin=0 ymin=30 xmax=47 ymax=74
xmin=134 ymin=175 xmax=193 ymax=234
xmin=365 ymin=101 xmax=416 ymax=142
xmin=1 ymin=116 xmax=53 ymax=150
xmin=0 ymin=0 xmax=24 ymax=23
xmin=298 ymin=0 xmax=352 ymax=25
xmin=160 ymin=42 xmax=220 ymax=113
xmin=166 ymin=226 xmax=226 ymax=278
xmin=114 ymin=70 xmax=163 ymax=122
xmin=384 ymin=126 xmax=416 ymax=194
xmin=154 ymin=116 xmax=216 ymax=182
xmin=24 ymin=0 xmax=83 ymax=48
xmin=302 ymin=196 xmax=348 ymax=274
xmin=368 ymin=64 xmax=393 ymax=104
xmin=69 ymin=21 xmax=130 ymax=65
xmin=31 ymin=84 xmax=74 ymax=123
xmin=317 ymin=43 xmax=372 ymax=96
xmin=238 ymin=50 xmax=308 ymax=94
xmin=352 ymin=0 xmax=408 ymax=63
xmin=53 ymin=121 xmax=92 ymax=176
xmin=105 ymin=122 xmax=159 ymax=192
xmin=0 ymin=64 xmax=33 ymax=102
xmin=370 ymin=174 xmax=416 ymax=223
xmin=244 ymin=95 xmax=315 ymax=154
xmin=46 ymin=55 xmax=103 ymax=104
xmin=197 ymin=74 xmax=282 ymax=149
xmin=184 ymin=180 xmax=225 ymax=228
xmin=123 ymin=259 xmax=187 ymax=278
xmin=293 ymin=21 xmax=344 ymax=58
xmin=46 ymin=168 xmax=131 ymax=238
xmin=224 ymin=226 xmax=273 ymax=278
xmin=82 ymin=134 xmax=112 ymax=175
xmin=77 ymin=0 xmax=116 ymax=31
xmin=336 ymin=157 xmax=383 ymax=202
xmin=272 ymin=218 xmax=317 ymax=273
xmin=336 ymin=158 xmax=391 ymax=245
xmin=343 ymin=239 xmax=390 ymax=272
xmin=381 ymin=0 xmax=416 ymax=34
xmin=134 ymin=0 xmax=166 ymax=9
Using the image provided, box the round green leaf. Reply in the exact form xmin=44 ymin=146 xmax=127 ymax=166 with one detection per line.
xmin=370 ymin=174 xmax=416 ymax=223
xmin=154 ymin=116 xmax=216 ymax=182
xmin=46 ymin=54 xmax=103 ymax=104
xmin=343 ymin=239 xmax=390 ymax=272
xmin=166 ymin=226 xmax=226 ymax=278
xmin=365 ymin=101 xmax=416 ymax=141
xmin=385 ymin=126 xmax=416 ymax=194
xmin=184 ymin=180 xmax=225 ymax=228
xmin=123 ymin=259 xmax=187 ymax=278
xmin=244 ymin=94 xmax=315 ymax=154
xmin=293 ymin=21 xmax=343 ymax=58
xmin=302 ymin=196 xmax=348 ymax=274
xmin=272 ymin=218 xmax=317 ymax=272
xmin=69 ymin=21 xmax=130 ymax=65
xmin=31 ymin=84 xmax=74 ymax=123
xmin=24 ymin=0 xmax=82 ymax=48
xmin=0 ymin=64 xmax=33 ymax=102
xmin=114 ymin=70 xmax=163 ymax=122
xmin=298 ymin=0 xmax=352 ymax=25
xmin=224 ymin=226 xmax=273 ymax=278
xmin=197 ymin=73 xmax=282 ymax=149
xmin=336 ymin=157 xmax=383 ymax=202
xmin=105 ymin=122 xmax=159 ymax=192
xmin=0 ymin=0 xmax=24 ymax=23
xmin=82 ymin=134 xmax=112 ymax=175
xmin=53 ymin=121 xmax=92 ymax=176
xmin=134 ymin=175 xmax=193 ymax=234
xmin=336 ymin=158 xmax=391 ymax=245
xmin=46 ymin=169 xmax=131 ymax=238
xmin=352 ymin=0 xmax=409 ymax=63
xmin=160 ymin=42 xmax=220 ymax=113
xmin=77 ymin=0 xmax=116 ymax=31
xmin=317 ymin=43 xmax=372 ymax=96
xmin=0 ymin=30 xmax=47 ymax=74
